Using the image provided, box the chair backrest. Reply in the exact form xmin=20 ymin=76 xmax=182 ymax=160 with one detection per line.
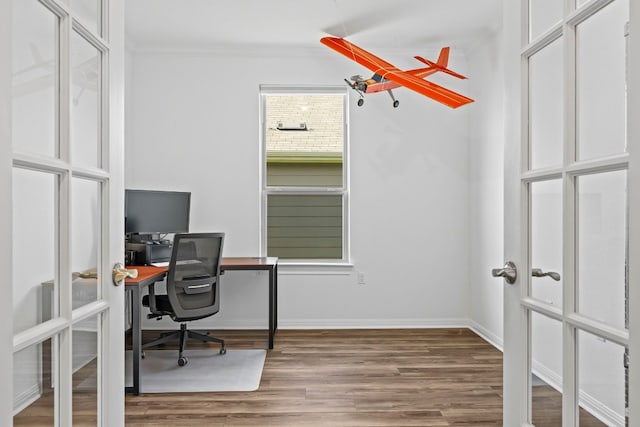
xmin=166 ymin=232 xmax=224 ymax=321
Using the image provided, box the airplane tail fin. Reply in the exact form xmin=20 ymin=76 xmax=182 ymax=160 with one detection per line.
xmin=436 ymin=47 xmax=450 ymax=67
xmin=414 ymin=47 xmax=467 ymax=79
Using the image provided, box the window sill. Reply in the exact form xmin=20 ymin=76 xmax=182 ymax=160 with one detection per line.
xmin=277 ymin=261 xmax=354 ymax=275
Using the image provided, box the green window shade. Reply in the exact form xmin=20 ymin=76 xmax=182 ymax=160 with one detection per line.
xmin=267 ymin=194 xmax=342 ymax=259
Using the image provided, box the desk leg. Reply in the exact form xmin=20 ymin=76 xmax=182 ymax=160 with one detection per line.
xmin=273 ymin=264 xmax=278 ymax=333
xmin=125 ymin=286 xmax=141 ymax=395
xmin=268 ymin=266 xmax=277 ymax=349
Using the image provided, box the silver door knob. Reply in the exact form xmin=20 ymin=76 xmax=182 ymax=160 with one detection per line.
xmin=112 ymin=262 xmax=138 ymax=286
xmin=531 ymin=268 xmax=561 ymax=281
xmin=491 ymin=261 xmax=517 ymax=284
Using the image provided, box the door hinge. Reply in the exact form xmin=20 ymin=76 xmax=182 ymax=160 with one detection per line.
xmin=623 ymin=351 xmax=629 ymax=369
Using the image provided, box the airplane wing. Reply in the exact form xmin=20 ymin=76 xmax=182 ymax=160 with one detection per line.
xmin=320 ymin=36 xmax=396 ymax=74
xmin=320 ymin=36 xmax=474 ymax=109
xmin=384 ymin=69 xmax=474 ymax=108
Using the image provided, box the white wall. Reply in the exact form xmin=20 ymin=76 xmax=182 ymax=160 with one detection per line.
xmin=125 ymin=46 xmax=474 ymax=329
xmin=467 ymin=32 xmax=505 ymax=347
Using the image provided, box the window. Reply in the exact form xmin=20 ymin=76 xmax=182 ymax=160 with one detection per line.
xmin=260 ymin=86 xmax=349 ymax=263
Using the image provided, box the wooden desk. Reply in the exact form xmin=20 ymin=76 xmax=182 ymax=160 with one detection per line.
xmin=125 ymin=257 xmax=278 ymax=395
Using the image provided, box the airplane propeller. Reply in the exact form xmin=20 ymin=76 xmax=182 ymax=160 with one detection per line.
xmin=344 ymin=75 xmax=367 ymax=106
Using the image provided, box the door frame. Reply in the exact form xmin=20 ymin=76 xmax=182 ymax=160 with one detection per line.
xmin=1 ymin=1 xmax=14 ymax=425
xmin=104 ymin=0 xmax=126 ymax=424
xmin=502 ymin=1 xmax=528 ymax=423
xmin=628 ymin=1 xmax=639 ymax=422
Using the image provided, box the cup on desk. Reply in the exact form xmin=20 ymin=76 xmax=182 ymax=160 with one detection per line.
xmin=125 ymin=250 xmax=136 ymax=265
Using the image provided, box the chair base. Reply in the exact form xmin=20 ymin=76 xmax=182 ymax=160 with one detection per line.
xmin=142 ymin=324 xmax=226 ymax=366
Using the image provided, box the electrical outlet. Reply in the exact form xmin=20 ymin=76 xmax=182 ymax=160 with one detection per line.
xmin=358 ymin=272 xmax=365 ymax=284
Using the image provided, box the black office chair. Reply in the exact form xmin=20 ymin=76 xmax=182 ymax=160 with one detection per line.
xmin=142 ymin=232 xmax=226 ymax=366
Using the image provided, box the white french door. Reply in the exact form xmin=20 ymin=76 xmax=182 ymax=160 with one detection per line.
xmin=502 ymin=0 xmax=638 ymax=426
xmin=1 ymin=0 xmax=125 ymax=425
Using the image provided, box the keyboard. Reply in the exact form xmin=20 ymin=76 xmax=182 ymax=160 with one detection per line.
xmin=150 ymin=261 xmax=169 ymax=267
xmin=150 ymin=260 xmax=202 ymax=267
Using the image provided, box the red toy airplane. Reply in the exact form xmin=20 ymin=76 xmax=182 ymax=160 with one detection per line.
xmin=320 ymin=36 xmax=474 ymax=109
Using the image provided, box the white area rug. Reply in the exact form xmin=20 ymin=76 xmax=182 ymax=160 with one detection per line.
xmin=125 ymin=349 xmax=266 ymax=393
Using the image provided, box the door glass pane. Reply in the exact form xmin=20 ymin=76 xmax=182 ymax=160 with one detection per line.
xmin=71 ymin=31 xmax=101 ymax=168
xmin=13 ymin=168 xmax=57 ymax=333
xmin=531 ymin=312 xmax=563 ymax=426
xmin=12 ymin=0 xmax=58 ymax=158
xmin=578 ymin=330 xmax=627 ymax=426
xmin=72 ymin=177 xmax=101 ymax=306
xmin=530 ymin=180 xmax=562 ymax=306
xmin=577 ymin=171 xmax=626 ymax=330
xmin=72 ymin=0 xmax=101 ymax=35
xmin=576 ymin=0 xmax=629 ymax=161
xmin=529 ymin=0 xmax=563 ymax=41
xmin=530 ymin=38 xmax=563 ymax=170
xmin=13 ymin=337 xmax=55 ymax=426
xmin=73 ymin=314 xmax=99 ymax=425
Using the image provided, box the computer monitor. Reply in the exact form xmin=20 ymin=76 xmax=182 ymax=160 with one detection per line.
xmin=125 ymin=189 xmax=191 ymax=241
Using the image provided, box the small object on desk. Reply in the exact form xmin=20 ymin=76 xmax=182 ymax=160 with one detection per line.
xmin=77 ymin=268 xmax=98 ymax=279
xmin=150 ymin=261 xmax=169 ymax=267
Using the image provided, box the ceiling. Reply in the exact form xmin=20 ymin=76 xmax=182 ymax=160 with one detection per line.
xmin=125 ymin=0 xmax=502 ymax=52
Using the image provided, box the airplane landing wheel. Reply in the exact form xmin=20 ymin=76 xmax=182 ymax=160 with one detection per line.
xmin=357 ymin=98 xmax=364 ymax=107
xmin=393 ymin=100 xmax=399 ymax=108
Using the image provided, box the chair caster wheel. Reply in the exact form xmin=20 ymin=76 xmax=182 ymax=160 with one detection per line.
xmin=178 ymin=357 xmax=188 ymax=366
xmin=141 ymin=351 xmax=145 ymax=359
xmin=219 ymin=348 xmax=227 ymax=355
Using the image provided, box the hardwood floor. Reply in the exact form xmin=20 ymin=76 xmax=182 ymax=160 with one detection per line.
xmin=126 ymin=329 xmax=504 ymax=426
xmin=14 ymin=328 xmax=608 ymax=426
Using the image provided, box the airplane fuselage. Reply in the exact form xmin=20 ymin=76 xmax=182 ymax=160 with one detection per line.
xmin=362 ymin=67 xmax=439 ymax=94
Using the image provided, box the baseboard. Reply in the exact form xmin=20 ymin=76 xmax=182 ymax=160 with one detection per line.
xmin=531 ymin=359 xmax=562 ymax=392
xmin=533 ymin=369 xmax=626 ymax=427
xmin=578 ymin=390 xmax=626 ymax=427
xmin=143 ymin=319 xmax=268 ymax=330
xmin=146 ymin=319 xmax=504 ymax=345
xmin=468 ymin=320 xmax=503 ymax=351
xmin=13 ymin=383 xmax=41 ymax=416
xmin=278 ymin=318 xmax=470 ymax=329
xmin=144 ymin=318 xmax=471 ymax=330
